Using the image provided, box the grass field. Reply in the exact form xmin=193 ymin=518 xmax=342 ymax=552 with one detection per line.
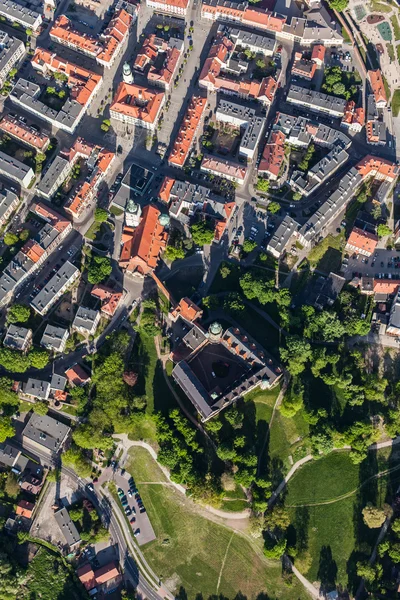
xmin=268 ymin=408 xmax=310 ymax=476
xmin=130 ymin=333 xmax=176 ymax=415
xmin=387 ymin=42 xmax=395 ymax=60
xmin=307 ymin=233 xmax=344 ymax=273
xmin=284 ymin=449 xmax=400 ymax=591
xmin=127 ymin=447 xmax=309 ymax=600
xmin=391 ymin=14 xmax=400 ymax=39
xmin=393 ymin=88 xmax=400 ymax=116
xmin=370 ymin=0 xmax=392 ymax=13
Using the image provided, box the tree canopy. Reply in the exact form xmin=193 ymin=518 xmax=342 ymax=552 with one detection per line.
xmin=87 ymin=256 xmax=112 ymax=284
xmin=7 ymin=304 xmax=30 ymax=324
xmin=190 ymin=221 xmax=215 ymax=246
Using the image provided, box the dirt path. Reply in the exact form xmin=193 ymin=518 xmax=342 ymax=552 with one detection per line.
xmin=113 ymin=435 xmax=251 ymax=528
xmin=257 ymin=376 xmax=289 ymax=477
xmin=216 ymin=532 xmax=235 ymax=594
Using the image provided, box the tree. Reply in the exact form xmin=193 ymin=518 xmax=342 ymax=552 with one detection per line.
xmin=267 ymin=201 xmax=280 ymax=214
xmin=29 ymin=349 xmax=50 ymax=369
xmin=292 ymin=191 xmax=302 ymax=201
xmin=101 ymin=119 xmax=110 ymax=132
xmin=239 ymin=272 xmax=275 ymax=304
xmin=263 ymin=537 xmax=287 ymax=559
xmin=0 ymin=416 xmax=14 ymax=442
xmin=328 ymin=0 xmax=348 ymax=10
xmin=87 ymin=256 xmax=112 ymax=284
xmin=0 ymin=378 xmax=19 ymax=408
xmin=377 ymin=224 xmax=391 ymax=238
xmin=362 ymin=503 xmax=389 ymax=528
xmin=0 ymin=348 xmax=30 ymax=372
xmin=224 ymin=292 xmax=245 ymax=313
xmin=264 ymin=506 xmax=290 ymax=531
xmin=242 ymin=239 xmax=257 ymax=254
xmin=94 ymin=208 xmax=108 ymax=223
xmin=356 ymin=561 xmax=381 ymax=582
xmin=332 ymin=82 xmax=346 ymax=97
xmin=370 ymin=204 xmax=382 ymax=220
xmin=25 ymin=28 xmax=32 ymax=36
xmin=388 ymin=542 xmax=400 ymax=563
xmin=202 ymin=295 xmax=220 ymax=310
xmin=7 ymin=304 xmax=30 ymax=324
xmin=164 ymin=245 xmax=185 ymax=261
xmin=256 ymin=177 xmax=270 ymax=192
xmin=280 ymin=379 xmax=304 ymax=417
xmin=5 ymin=472 xmax=19 ymax=498
xmin=32 ymin=401 xmax=48 ymax=415
xmin=219 ymin=263 xmax=231 ymax=279
xmin=3 ymin=232 xmax=18 ymax=246
xmin=280 ymin=336 xmax=312 ymax=375
xmin=46 ymin=86 xmax=56 ymax=95
xmin=63 ymin=446 xmax=92 ymax=477
xmin=190 ymin=221 xmax=215 ymax=246
xmin=18 ymin=229 xmax=29 ymax=242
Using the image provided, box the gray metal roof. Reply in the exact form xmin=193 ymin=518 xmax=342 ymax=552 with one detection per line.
xmin=287 ymin=85 xmax=347 ymax=116
xmin=30 ymin=261 xmax=79 ymax=315
xmin=41 ymin=324 xmax=69 ymax=351
xmin=37 ymin=155 xmax=69 ymax=198
xmin=0 ymin=188 xmax=18 ymax=222
xmin=172 ymin=361 xmax=213 ymax=420
xmin=24 ymin=378 xmax=50 ymax=400
xmin=22 ymin=412 xmax=70 ymax=453
xmin=54 ymin=508 xmax=81 ymax=548
xmin=50 ymin=373 xmax=67 ymax=391
xmin=3 ymin=324 xmax=31 ymax=350
xmin=267 ymin=215 xmax=299 ymax=257
xmin=0 ymin=0 xmax=41 ymax=28
xmin=73 ymin=306 xmax=100 ymax=332
xmin=0 ymin=148 xmax=33 ymax=183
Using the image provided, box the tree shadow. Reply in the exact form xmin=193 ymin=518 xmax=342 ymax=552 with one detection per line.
xmin=317 ymin=545 xmax=337 ymax=595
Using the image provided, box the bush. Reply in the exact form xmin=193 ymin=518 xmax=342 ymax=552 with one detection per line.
xmin=7 ymin=304 xmax=30 ymax=324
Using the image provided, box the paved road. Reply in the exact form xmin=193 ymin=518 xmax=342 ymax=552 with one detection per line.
xmin=16 ymin=440 xmax=167 ymax=600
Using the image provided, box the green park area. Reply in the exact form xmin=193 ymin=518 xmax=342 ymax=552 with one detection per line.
xmin=284 ymin=448 xmax=400 ymax=592
xmin=126 ymin=447 xmax=309 ymax=600
xmin=393 ymin=88 xmax=400 ymax=116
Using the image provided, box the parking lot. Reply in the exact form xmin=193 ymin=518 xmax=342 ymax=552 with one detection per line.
xmin=114 ymin=470 xmax=156 ymax=547
xmin=343 ymin=248 xmax=400 ymax=280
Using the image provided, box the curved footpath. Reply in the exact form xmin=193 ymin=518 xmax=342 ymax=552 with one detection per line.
xmin=113 ymin=435 xmax=251 ymax=520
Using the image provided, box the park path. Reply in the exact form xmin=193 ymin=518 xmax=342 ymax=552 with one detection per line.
xmin=257 ymin=375 xmax=289 ymax=477
xmin=113 ymin=435 xmax=250 ymax=521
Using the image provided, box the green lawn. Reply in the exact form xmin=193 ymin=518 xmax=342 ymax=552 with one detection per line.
xmin=370 ymin=0 xmax=392 ymax=13
xmin=268 ymin=408 xmax=310 ymax=476
xmin=85 ymin=221 xmax=102 ymax=241
xmin=391 ymin=14 xmax=400 ymax=39
xmin=393 ymin=88 xmax=400 ymax=116
xmin=307 ymin=233 xmax=344 ymax=273
xmin=219 ymin=498 xmax=249 ymax=512
xmin=130 ymin=333 xmax=176 ymax=415
xmin=284 ymin=449 xmax=400 ymax=591
xmin=387 ymin=42 xmax=395 ymax=60
xmin=126 ymin=447 xmax=308 ymax=600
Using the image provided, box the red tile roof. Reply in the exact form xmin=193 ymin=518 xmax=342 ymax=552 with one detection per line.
xmin=91 ymin=284 xmax=122 ymax=317
xmin=356 ymin=155 xmax=398 ymax=181
xmin=168 ymin=96 xmax=207 ymax=167
xmin=16 ymin=500 xmax=34 ymax=519
xmin=119 ymin=205 xmax=168 ymax=274
xmin=346 ymin=226 xmax=378 ymax=255
xmin=65 ymin=364 xmax=90 ymax=386
xmin=311 ymin=44 xmax=326 ymax=63
xmin=368 ymin=69 xmax=387 ymax=105
xmin=94 ymin=562 xmax=120 ymax=585
xmin=0 ymin=116 xmax=50 ymax=151
xmin=159 ymin=176 xmax=175 ymax=203
xmin=259 ymin=130 xmax=286 ymax=177
xmin=171 ymin=297 xmax=203 ymax=322
xmin=110 ymin=82 xmax=164 ymax=124
xmin=77 ymin=564 xmax=96 ymax=591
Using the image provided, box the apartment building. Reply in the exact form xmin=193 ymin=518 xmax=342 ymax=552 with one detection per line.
xmin=291 ymin=52 xmax=317 ymax=79
xmin=168 ymin=96 xmax=207 ymax=168
xmin=200 ymin=155 xmax=247 ymax=184
xmin=199 ymin=32 xmax=277 ymax=105
xmin=30 ymin=261 xmax=80 ymax=316
xmin=38 ymin=138 xmax=115 ymax=218
xmin=0 ymin=0 xmax=42 ymax=31
xmin=201 ymin=0 xmax=343 ymax=46
xmin=341 ymin=100 xmax=365 ymax=133
xmin=286 ymin=85 xmax=347 ymax=117
xmin=258 ymin=130 xmax=286 ymax=180
xmin=3 ymin=324 xmax=32 ymax=352
xmin=134 ymin=34 xmax=183 ymax=90
xmin=0 ymin=150 xmax=34 ymax=188
xmin=22 ymin=413 xmax=71 ymax=456
xmin=0 ymin=31 xmax=25 ymax=88
xmin=368 ymin=69 xmax=387 ymax=108
xmin=0 ymin=188 xmax=18 ymax=226
xmin=146 ymin=0 xmax=189 ymax=17
xmin=110 ymin=82 xmax=165 ymax=131
xmin=215 ymin=99 xmax=265 ymax=160
xmin=11 ymin=50 xmax=102 ymax=134
xmin=267 ymin=215 xmax=299 ymax=258
xmin=290 ymin=145 xmax=349 ymax=197
xmin=72 ymin=306 xmax=101 ymax=336
xmin=345 ymin=227 xmax=378 ymax=257
xmin=387 ymin=289 xmax=400 ymax=336
xmin=50 ymin=9 xmax=133 ymax=68
xmin=40 ymin=324 xmax=69 ymax=353
xmin=0 ymin=115 xmax=50 ymax=152
xmin=91 ymin=285 xmax=122 ymax=318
